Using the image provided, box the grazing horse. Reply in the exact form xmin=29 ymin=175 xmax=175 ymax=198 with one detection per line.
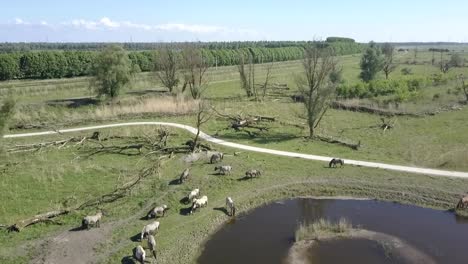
xmin=148 ymin=234 xmax=157 ymax=259
xmin=210 ymin=153 xmax=224 ymax=164
xmin=179 ymin=168 xmax=190 ymax=184
xmin=190 ymin=196 xmax=208 ymax=214
xmin=141 ymin=221 xmax=160 ymax=241
xmin=188 ymin=188 xmax=200 ymax=203
xmin=245 ymin=169 xmax=261 ymax=179
xmin=215 ymin=165 xmax=232 ymax=175
xmin=147 ymin=205 xmax=169 ymax=219
xmin=329 ymin=158 xmax=344 ymax=168
xmin=457 ymin=195 xmax=468 ymax=209
xmin=134 ymin=245 xmax=146 ymax=264
xmin=82 ymin=211 xmax=103 ymax=230
xmin=226 ymin=197 xmax=236 ymax=217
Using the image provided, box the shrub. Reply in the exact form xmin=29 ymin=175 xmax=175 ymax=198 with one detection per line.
xmin=401 ymin=67 xmax=413 ymax=75
xmin=433 ymin=93 xmax=441 ymax=101
xmin=431 ymin=73 xmax=449 ymax=86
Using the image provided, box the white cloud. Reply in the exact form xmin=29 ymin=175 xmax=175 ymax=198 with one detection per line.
xmin=99 ymin=17 xmax=120 ymax=28
xmin=2 ymin=17 xmax=263 ymax=41
xmin=8 ymin=17 xmax=255 ymax=35
xmin=155 ymin=23 xmax=225 ymax=34
xmin=14 ymin=18 xmax=29 ymax=25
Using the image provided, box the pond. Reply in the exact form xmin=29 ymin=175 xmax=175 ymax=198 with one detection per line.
xmin=198 ymin=198 xmax=468 ymax=264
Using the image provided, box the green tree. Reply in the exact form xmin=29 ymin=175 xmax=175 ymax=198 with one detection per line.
xmin=359 ymin=42 xmax=383 ymax=82
xmin=90 ymin=45 xmax=133 ymax=99
xmin=0 ymin=98 xmax=15 ymax=137
xmin=450 ymin=53 xmax=464 ymax=67
xmin=0 ymin=54 xmax=19 ymax=80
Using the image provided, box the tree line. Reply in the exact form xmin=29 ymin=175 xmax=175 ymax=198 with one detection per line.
xmin=0 ymin=41 xmax=364 ymax=81
xmin=0 ymin=39 xmax=361 ymax=52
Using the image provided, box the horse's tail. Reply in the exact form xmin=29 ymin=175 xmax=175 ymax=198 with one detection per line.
xmin=152 ymin=249 xmax=157 ymax=259
xmin=457 ymin=199 xmax=464 ymax=209
xmin=329 ymin=159 xmax=334 ymax=168
xmin=81 ymin=219 xmax=87 ymax=229
xmin=232 ymin=206 xmax=236 ymax=217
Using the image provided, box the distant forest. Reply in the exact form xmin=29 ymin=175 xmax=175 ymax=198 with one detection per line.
xmin=0 ymin=39 xmax=365 ymax=81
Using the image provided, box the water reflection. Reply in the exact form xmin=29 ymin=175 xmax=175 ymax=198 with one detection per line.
xmin=198 ymin=198 xmax=468 ymax=264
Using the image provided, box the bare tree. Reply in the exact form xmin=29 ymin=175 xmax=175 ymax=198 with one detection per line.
xmin=191 ymin=101 xmax=213 ymax=152
xmin=458 ymin=74 xmax=468 ymax=102
xmin=238 ymin=53 xmax=255 ymax=97
xmin=181 ymin=46 xmax=209 ymax=99
xmin=382 ymin=43 xmax=396 ymax=79
xmin=155 ymin=47 xmax=179 ymax=94
xmin=260 ymin=62 xmax=274 ymax=100
xmin=238 ymin=52 xmax=274 ymax=101
xmin=297 ymin=46 xmax=338 ymax=138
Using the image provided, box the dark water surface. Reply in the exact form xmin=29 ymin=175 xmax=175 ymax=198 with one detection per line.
xmin=197 ymin=198 xmax=468 ymax=264
xmin=307 ymin=238 xmax=399 ymax=264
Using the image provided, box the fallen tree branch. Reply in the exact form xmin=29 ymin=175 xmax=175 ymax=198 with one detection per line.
xmin=330 ymin=101 xmax=421 ymax=117
xmin=315 ymin=135 xmax=361 ymax=150
xmin=7 ymin=137 xmax=86 ymax=153
xmin=7 ymin=210 xmax=70 ymax=232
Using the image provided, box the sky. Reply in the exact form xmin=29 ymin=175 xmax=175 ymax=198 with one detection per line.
xmin=1 ymin=0 xmax=468 ymax=43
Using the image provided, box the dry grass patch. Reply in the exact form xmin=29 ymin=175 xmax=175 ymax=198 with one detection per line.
xmin=95 ymin=96 xmax=198 ymax=119
xmin=295 ymin=218 xmax=352 ymax=242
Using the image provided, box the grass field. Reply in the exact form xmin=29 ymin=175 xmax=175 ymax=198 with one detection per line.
xmin=1 ymin=49 xmax=468 ymax=263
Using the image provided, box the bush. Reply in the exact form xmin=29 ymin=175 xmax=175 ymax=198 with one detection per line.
xmin=401 ymin=67 xmax=413 ymax=75
xmin=336 ymin=78 xmax=426 ymax=100
xmin=433 ymin=93 xmax=441 ymax=101
xmin=450 ymin=53 xmax=464 ymax=67
xmin=431 ymin=73 xmax=449 ymax=86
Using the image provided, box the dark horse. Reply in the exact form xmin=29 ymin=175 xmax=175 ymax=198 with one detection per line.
xmin=329 ymin=158 xmax=344 ymax=168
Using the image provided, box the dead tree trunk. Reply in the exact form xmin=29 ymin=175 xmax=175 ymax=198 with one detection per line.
xmin=7 ymin=210 xmax=70 ymax=232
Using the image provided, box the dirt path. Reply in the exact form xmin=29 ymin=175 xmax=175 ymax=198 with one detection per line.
xmin=31 ymin=225 xmax=111 ymax=264
xmin=4 ymin=121 xmax=468 ymax=178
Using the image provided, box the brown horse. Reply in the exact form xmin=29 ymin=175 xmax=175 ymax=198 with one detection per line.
xmin=456 ymin=195 xmax=468 ymax=209
xmin=329 ymin=158 xmax=344 ymax=168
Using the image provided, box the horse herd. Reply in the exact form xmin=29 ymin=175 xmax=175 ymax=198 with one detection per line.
xmin=80 ymin=151 xmax=261 ymax=263
xmin=79 ymin=153 xmax=468 ymax=263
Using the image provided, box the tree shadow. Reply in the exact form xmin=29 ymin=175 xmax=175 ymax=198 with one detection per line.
xmin=213 ymin=207 xmax=229 ymax=216
xmin=130 ymin=233 xmax=141 ymax=242
xmin=121 ymin=256 xmax=136 ymax=264
xmin=237 ymin=176 xmax=253 ymax=181
xmin=169 ymin=179 xmax=181 ymax=186
xmin=47 ymin=97 xmax=99 ymax=108
xmin=126 ymin=89 xmax=169 ymax=96
xmin=219 ymin=132 xmax=298 ymax=145
xmin=179 ymin=207 xmax=192 ymax=216
xmin=69 ymin=225 xmax=86 ymax=232
xmin=180 ymin=197 xmax=190 ymax=204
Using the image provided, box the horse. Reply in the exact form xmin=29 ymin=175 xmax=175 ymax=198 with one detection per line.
xmin=188 ymin=188 xmax=200 ymax=203
xmin=226 ymin=197 xmax=236 ymax=217
xmin=147 ymin=234 xmax=157 ymax=259
xmin=210 ymin=152 xmax=224 ymax=164
xmin=457 ymin=195 xmax=468 ymax=209
xmin=190 ymin=196 xmax=208 ymax=214
xmin=245 ymin=169 xmax=261 ymax=179
xmin=215 ymin=165 xmax=232 ymax=175
xmin=134 ymin=245 xmax=145 ymax=264
xmin=147 ymin=205 xmax=169 ymax=219
xmin=179 ymin=168 xmax=190 ymax=184
xmin=329 ymin=158 xmax=344 ymax=168
xmin=141 ymin=221 xmax=160 ymax=241
xmin=82 ymin=211 xmax=103 ymax=230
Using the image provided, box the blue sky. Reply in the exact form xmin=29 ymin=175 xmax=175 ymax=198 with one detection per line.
xmin=2 ymin=0 xmax=468 ymax=42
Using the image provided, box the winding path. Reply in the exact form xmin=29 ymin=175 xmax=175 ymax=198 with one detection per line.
xmin=4 ymin=121 xmax=468 ymax=179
